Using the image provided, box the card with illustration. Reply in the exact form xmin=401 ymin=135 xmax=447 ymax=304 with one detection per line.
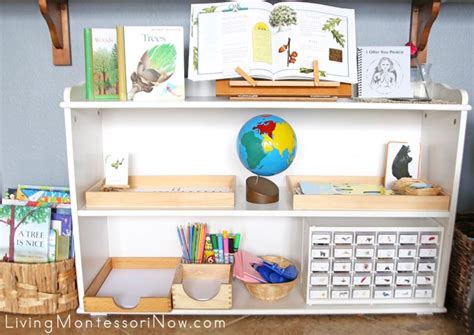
xmin=189 ymin=2 xmax=357 ymax=83
xmin=104 ymin=153 xmax=129 ymax=186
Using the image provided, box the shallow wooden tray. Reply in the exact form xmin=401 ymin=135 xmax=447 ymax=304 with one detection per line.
xmin=85 ymin=175 xmax=236 ymax=209
xmin=287 ymin=176 xmax=450 ymax=211
xmin=84 ymin=257 xmax=181 ymax=313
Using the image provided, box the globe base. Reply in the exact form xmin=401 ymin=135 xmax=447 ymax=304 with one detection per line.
xmin=246 ymin=176 xmax=279 ymax=204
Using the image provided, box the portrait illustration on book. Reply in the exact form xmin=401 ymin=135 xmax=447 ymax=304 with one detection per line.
xmin=369 ymin=57 xmax=399 ymax=94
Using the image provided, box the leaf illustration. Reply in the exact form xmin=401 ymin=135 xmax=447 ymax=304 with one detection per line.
xmin=147 ymin=44 xmax=177 ymax=75
xmin=322 ymin=17 xmax=345 ymax=48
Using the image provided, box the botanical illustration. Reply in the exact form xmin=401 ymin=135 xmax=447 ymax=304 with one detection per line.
xmin=129 ymin=44 xmax=177 ymax=100
xmin=193 ymin=47 xmax=198 ymax=71
xmin=322 ymin=17 xmax=345 ymax=48
xmin=269 ymin=5 xmax=297 ymax=32
xmin=93 ymin=44 xmax=118 ymax=96
xmin=299 ymin=67 xmax=327 ymax=78
xmin=278 ymin=38 xmax=298 ymax=66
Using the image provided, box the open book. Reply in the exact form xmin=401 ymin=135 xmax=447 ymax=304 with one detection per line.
xmin=189 ymin=2 xmax=357 ymax=83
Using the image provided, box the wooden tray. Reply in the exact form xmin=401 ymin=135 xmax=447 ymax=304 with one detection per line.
xmin=287 ymin=176 xmax=450 ymax=211
xmin=84 ymin=257 xmax=180 ymax=313
xmin=85 ymin=175 xmax=236 ymax=209
xmin=172 ymin=264 xmax=232 ymax=309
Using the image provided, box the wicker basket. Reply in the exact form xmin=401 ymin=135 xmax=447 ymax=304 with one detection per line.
xmin=446 ymin=215 xmax=474 ymax=334
xmin=0 ymin=259 xmax=78 ymax=314
xmin=243 ymin=256 xmax=298 ymax=301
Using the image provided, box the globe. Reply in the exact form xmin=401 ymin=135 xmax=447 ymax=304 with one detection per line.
xmin=237 ymin=114 xmax=297 ymax=177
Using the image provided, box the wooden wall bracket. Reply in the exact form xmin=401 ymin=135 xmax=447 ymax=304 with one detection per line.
xmin=39 ymin=0 xmax=71 ymax=66
xmin=410 ymin=0 xmax=441 ymax=66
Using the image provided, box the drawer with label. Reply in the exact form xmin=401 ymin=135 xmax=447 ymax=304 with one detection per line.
xmin=374 ymin=288 xmax=393 ymax=299
xmin=334 ymin=233 xmax=353 ymax=244
xmin=353 ymin=288 xmax=371 ymax=299
xmin=418 ymin=261 xmax=436 ymax=272
xmin=333 ymin=261 xmax=351 ymax=272
xmin=377 ymin=247 xmax=396 ymax=259
xmin=395 ymin=288 xmax=413 ymax=298
xmin=416 ymin=274 xmax=435 ymax=285
xmin=332 ymin=274 xmax=351 ymax=286
xmin=420 ymin=233 xmax=440 ymax=245
xmin=310 ymin=288 xmax=329 ymax=299
xmin=415 ymin=287 xmax=433 ymax=298
xmin=356 ymin=246 xmax=374 ymax=258
xmin=397 ymin=261 xmax=415 ymax=272
xmin=376 ymin=261 xmax=395 ymax=272
xmin=396 ymin=274 xmax=414 ymax=285
xmin=356 ymin=233 xmax=375 ymax=245
xmin=332 ymin=289 xmax=350 ymax=299
xmin=311 ymin=274 xmax=329 ymax=286
xmin=353 ymin=274 xmax=371 ymax=286
xmin=378 ymin=233 xmax=397 ymax=245
xmin=312 ymin=247 xmax=331 ymax=259
xmin=375 ymin=275 xmax=393 ymax=285
xmin=398 ymin=247 xmax=417 ymax=258
xmin=399 ymin=233 xmax=418 ymax=245
xmin=419 ymin=247 xmax=438 ymax=258
xmin=312 ymin=233 xmax=331 ymax=245
xmin=354 ymin=261 xmax=373 ymax=272
xmin=311 ymin=261 xmax=330 ymax=272
xmin=334 ymin=247 xmax=353 ymax=258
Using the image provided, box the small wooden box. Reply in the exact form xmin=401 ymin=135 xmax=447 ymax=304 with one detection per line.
xmin=172 ymin=264 xmax=232 ymax=309
xmin=288 ymin=176 xmax=450 ymax=211
xmin=84 ymin=257 xmax=180 ymax=313
xmin=85 ymin=175 xmax=236 ymax=209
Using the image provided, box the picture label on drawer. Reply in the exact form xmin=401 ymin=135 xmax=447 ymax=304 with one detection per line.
xmin=332 ymin=275 xmax=351 ymax=286
xmin=312 ymin=248 xmax=330 ymax=258
xmin=333 ymin=261 xmax=351 ymax=272
xmin=377 ymin=248 xmax=396 ymax=258
xmin=334 ymin=248 xmax=353 ymax=258
xmin=420 ymin=233 xmax=439 ymax=245
xmin=355 ymin=261 xmax=373 ymax=272
xmin=334 ymin=233 xmax=353 ymax=244
xmin=312 ymin=233 xmax=331 ymax=245
xmin=311 ymin=274 xmax=329 ymax=286
xmin=399 ymin=233 xmax=418 ymax=244
xmin=378 ymin=233 xmax=396 ymax=244
xmin=398 ymin=248 xmax=416 ymax=258
xmin=416 ymin=274 xmax=434 ymax=285
xmin=332 ymin=290 xmax=350 ymax=299
xmin=396 ymin=275 xmax=414 ymax=285
xmin=375 ymin=275 xmax=393 ymax=285
xmin=356 ymin=247 xmax=374 ymax=258
xmin=397 ymin=261 xmax=415 ymax=272
xmin=310 ymin=289 xmax=328 ymax=299
xmin=415 ymin=288 xmax=433 ymax=298
xmin=312 ymin=261 xmax=330 ymax=272
xmin=419 ymin=247 xmax=437 ymax=258
xmin=374 ymin=289 xmax=393 ymax=299
xmin=395 ymin=288 xmax=413 ymax=298
xmin=353 ymin=274 xmax=371 ymax=286
xmin=418 ymin=262 xmax=436 ymax=272
xmin=353 ymin=289 xmax=371 ymax=299
xmin=376 ymin=262 xmax=394 ymax=272
xmin=356 ymin=234 xmax=375 ymax=245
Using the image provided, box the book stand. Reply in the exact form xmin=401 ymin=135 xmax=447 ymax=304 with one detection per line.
xmin=215 ymin=60 xmax=352 ymax=101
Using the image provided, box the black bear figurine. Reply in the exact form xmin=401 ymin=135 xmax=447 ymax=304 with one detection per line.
xmin=392 ymin=145 xmax=413 ymax=179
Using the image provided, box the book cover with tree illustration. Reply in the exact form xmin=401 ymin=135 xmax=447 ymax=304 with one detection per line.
xmin=84 ymin=28 xmax=119 ymax=100
xmin=117 ymin=26 xmax=185 ymax=101
xmin=0 ymin=205 xmax=51 ymax=263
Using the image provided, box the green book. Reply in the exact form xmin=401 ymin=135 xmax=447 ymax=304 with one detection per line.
xmin=83 ymin=28 xmax=119 ymax=101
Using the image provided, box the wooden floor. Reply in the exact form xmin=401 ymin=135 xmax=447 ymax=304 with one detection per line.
xmin=0 ymin=312 xmax=469 ymax=334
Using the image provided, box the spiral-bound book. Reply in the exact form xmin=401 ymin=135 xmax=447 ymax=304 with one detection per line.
xmin=357 ymin=46 xmax=413 ymax=98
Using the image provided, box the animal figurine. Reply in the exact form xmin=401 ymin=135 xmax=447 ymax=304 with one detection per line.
xmin=392 ymin=145 xmax=413 ymax=179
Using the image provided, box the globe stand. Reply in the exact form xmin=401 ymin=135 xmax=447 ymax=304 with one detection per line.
xmin=246 ymin=176 xmax=279 ymax=204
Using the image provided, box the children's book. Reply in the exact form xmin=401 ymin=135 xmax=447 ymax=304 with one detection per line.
xmin=0 ymin=205 xmax=51 ymax=263
xmin=117 ymin=26 xmax=185 ymax=101
xmin=357 ymin=46 xmax=413 ymax=98
xmin=384 ymin=141 xmax=421 ymax=190
xmin=189 ymin=2 xmax=357 ymax=83
xmin=84 ymin=28 xmax=119 ymax=100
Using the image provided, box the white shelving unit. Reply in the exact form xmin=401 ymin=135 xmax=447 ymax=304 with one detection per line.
xmin=62 ymin=81 xmax=470 ymax=315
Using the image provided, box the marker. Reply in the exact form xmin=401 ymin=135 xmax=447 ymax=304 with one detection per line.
xmin=217 ymin=234 xmax=224 ymax=264
xmin=210 ymin=234 xmax=218 ymax=261
xmin=234 ymin=233 xmax=241 ymax=252
xmin=229 ymin=236 xmax=235 ymax=264
xmin=223 ymin=230 xmax=229 ymax=264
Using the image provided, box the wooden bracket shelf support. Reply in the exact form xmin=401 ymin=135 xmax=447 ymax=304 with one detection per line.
xmin=39 ymin=0 xmax=71 ymax=66
xmin=410 ymin=0 xmax=441 ymax=66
